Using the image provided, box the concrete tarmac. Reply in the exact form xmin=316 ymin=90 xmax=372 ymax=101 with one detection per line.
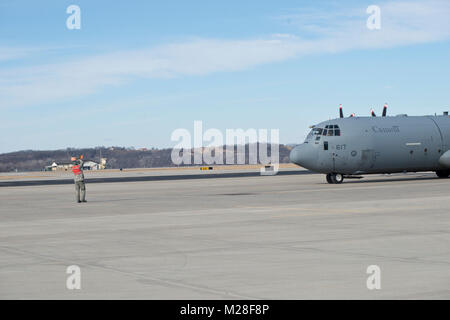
xmin=0 ymin=172 xmax=449 ymax=299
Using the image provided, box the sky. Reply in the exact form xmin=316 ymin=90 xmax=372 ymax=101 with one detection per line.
xmin=1 ymin=0 xmax=449 ymax=153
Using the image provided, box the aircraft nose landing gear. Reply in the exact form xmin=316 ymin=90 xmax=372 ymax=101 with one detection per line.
xmin=326 ymin=173 xmax=344 ymax=184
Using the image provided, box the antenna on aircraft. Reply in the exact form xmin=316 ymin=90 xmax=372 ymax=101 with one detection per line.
xmin=371 ymin=109 xmax=377 ymax=117
xmin=382 ymin=103 xmax=388 ymax=117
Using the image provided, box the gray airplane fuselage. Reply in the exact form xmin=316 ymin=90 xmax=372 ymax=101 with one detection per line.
xmin=290 ymin=115 xmax=450 ymax=175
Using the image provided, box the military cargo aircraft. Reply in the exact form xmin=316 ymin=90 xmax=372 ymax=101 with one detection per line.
xmin=290 ymin=104 xmax=450 ymax=184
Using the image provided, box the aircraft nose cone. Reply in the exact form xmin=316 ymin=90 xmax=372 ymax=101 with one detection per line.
xmin=289 ymin=143 xmax=317 ymax=169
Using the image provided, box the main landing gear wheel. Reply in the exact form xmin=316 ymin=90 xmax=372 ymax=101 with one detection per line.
xmin=326 ymin=173 xmax=344 ymax=184
xmin=435 ymin=170 xmax=450 ymax=178
xmin=326 ymin=174 xmax=333 ymax=184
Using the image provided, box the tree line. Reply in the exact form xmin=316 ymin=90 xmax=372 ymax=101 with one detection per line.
xmin=0 ymin=144 xmax=294 ymax=172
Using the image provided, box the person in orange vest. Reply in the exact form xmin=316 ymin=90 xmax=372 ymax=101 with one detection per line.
xmin=71 ymin=155 xmax=86 ymax=203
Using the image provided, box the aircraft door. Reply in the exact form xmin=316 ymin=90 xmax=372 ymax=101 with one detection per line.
xmin=317 ymin=139 xmax=333 ymax=171
xmin=318 ymin=125 xmax=349 ymax=173
xmin=331 ymin=144 xmax=349 ymax=173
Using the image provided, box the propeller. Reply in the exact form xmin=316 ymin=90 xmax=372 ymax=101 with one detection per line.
xmin=382 ymin=103 xmax=388 ymax=117
xmin=339 ymin=104 xmax=356 ymax=117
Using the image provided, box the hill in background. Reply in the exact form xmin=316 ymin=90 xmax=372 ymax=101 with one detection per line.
xmin=0 ymin=144 xmax=294 ymax=172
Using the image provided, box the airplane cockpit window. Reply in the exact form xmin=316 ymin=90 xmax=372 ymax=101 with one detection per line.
xmin=306 ymin=125 xmax=340 ymax=141
xmin=322 ymin=125 xmax=341 ymax=136
xmin=306 ymin=128 xmax=323 ymax=141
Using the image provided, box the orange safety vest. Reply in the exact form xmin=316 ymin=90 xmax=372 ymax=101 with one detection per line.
xmin=72 ymin=165 xmax=82 ymax=175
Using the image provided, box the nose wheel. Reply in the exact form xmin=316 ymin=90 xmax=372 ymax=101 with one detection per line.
xmin=326 ymin=173 xmax=344 ymax=184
